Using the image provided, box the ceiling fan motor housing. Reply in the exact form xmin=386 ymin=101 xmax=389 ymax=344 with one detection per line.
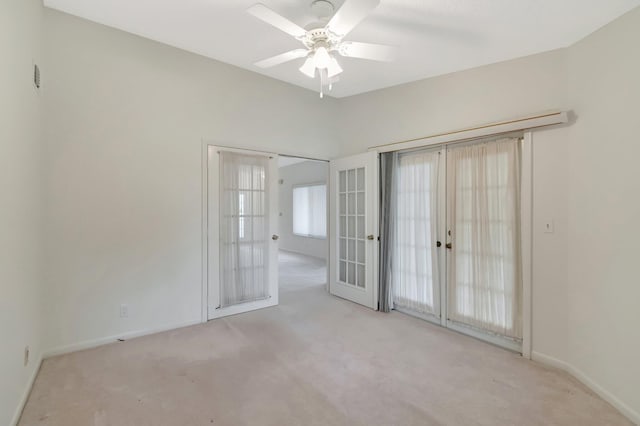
xmin=302 ymin=28 xmax=341 ymax=54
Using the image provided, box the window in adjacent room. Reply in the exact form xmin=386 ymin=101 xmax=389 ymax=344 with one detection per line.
xmin=293 ymin=184 xmax=327 ymax=238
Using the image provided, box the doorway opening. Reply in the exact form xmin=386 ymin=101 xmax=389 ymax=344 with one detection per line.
xmin=277 ymin=156 xmax=329 ymax=297
xmin=204 ymin=145 xmax=332 ymax=321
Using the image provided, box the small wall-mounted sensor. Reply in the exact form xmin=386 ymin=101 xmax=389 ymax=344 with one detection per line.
xmin=33 ymin=64 xmax=40 ymax=89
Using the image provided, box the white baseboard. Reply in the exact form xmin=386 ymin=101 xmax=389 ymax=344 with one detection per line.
xmin=11 ymin=354 xmax=43 ymax=426
xmin=531 ymin=351 xmax=639 ymax=424
xmin=531 ymin=351 xmax=570 ymax=370
xmin=43 ymin=319 xmax=202 ymax=359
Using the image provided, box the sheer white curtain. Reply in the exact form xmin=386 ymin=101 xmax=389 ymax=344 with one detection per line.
xmin=447 ymin=138 xmax=522 ymax=339
xmin=392 ymin=150 xmax=441 ymax=315
xmin=219 ymin=151 xmax=270 ymax=307
xmin=293 ymin=184 xmax=327 ymax=238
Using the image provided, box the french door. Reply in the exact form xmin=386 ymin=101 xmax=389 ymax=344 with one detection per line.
xmin=329 ymin=152 xmax=378 ymax=310
xmin=207 ymin=146 xmax=279 ymax=320
xmin=445 ymin=140 xmax=522 ymax=349
xmin=392 ymin=147 xmax=446 ymax=322
xmin=391 ymin=137 xmax=523 ymax=351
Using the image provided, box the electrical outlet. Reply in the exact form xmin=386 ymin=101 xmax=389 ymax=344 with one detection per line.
xmin=119 ymin=304 xmax=129 ymax=318
xmin=24 ymin=346 xmax=29 ymax=366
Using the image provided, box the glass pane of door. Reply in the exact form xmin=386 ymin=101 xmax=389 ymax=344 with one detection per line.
xmin=338 ymin=167 xmax=366 ymax=288
xmin=392 ymin=150 xmax=441 ymax=316
xmin=446 ymin=138 xmax=522 ymax=340
xmin=219 ymin=151 xmax=271 ymax=307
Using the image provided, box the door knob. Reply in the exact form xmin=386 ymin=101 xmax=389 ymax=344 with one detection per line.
xmin=272 ymin=235 xmax=279 ymax=241
xmin=436 ymin=241 xmax=442 ymax=247
xmin=446 ymin=242 xmax=452 ymax=249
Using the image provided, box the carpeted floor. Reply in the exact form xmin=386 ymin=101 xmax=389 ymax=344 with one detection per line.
xmin=19 ymin=252 xmax=631 ymax=425
xmin=278 ymin=249 xmax=328 ymax=291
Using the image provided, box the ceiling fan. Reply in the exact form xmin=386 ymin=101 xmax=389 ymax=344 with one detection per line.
xmin=247 ymin=0 xmax=394 ymax=98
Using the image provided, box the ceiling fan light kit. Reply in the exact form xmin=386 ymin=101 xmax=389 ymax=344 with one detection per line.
xmin=299 ymin=57 xmax=317 ymax=78
xmin=248 ymin=0 xmax=394 ymax=98
xmin=327 ymin=56 xmax=343 ymax=78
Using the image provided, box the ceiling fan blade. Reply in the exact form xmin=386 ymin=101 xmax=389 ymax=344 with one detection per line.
xmin=338 ymin=41 xmax=394 ymax=61
xmin=247 ymin=4 xmax=307 ymax=39
xmin=254 ymin=49 xmax=309 ymax=68
xmin=326 ymin=0 xmax=380 ymax=38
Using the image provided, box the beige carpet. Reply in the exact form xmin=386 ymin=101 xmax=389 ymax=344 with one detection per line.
xmin=20 ymin=252 xmax=630 ymax=425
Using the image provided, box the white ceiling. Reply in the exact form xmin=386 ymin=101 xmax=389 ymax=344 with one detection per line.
xmin=44 ymin=0 xmax=640 ymax=98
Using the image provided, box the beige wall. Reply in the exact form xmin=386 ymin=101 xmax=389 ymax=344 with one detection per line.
xmin=0 ymin=0 xmax=44 ymax=424
xmin=42 ymin=9 xmax=339 ymax=354
xmin=279 ymin=161 xmax=329 ymax=259
xmin=566 ymin=6 xmax=640 ymax=418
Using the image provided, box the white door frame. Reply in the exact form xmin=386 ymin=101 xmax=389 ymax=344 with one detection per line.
xmin=520 ymin=131 xmax=533 ymax=359
xmin=202 ymin=144 xmax=279 ymax=321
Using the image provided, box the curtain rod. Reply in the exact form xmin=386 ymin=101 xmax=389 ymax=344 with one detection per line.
xmin=370 ymin=111 xmax=568 ymax=153
xmin=279 ymin=154 xmax=329 ymax=163
xmin=209 ymin=144 xmax=329 ymax=163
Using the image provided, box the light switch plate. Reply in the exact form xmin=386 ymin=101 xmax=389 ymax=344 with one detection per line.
xmin=543 ymin=219 xmax=554 ymax=233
